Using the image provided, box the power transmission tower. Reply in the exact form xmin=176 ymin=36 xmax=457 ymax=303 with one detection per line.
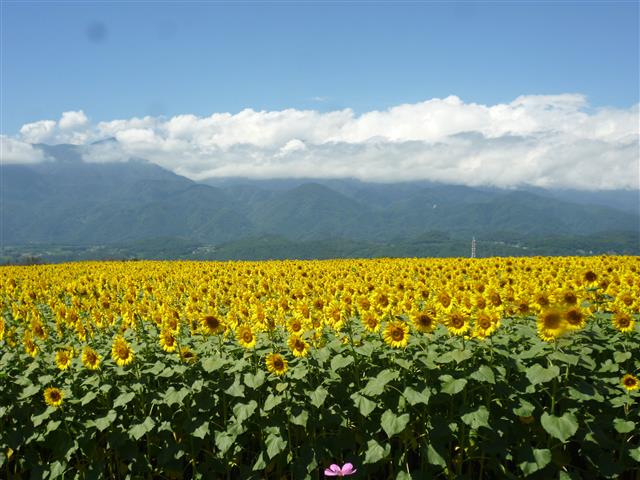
xmin=471 ymin=236 xmax=476 ymax=258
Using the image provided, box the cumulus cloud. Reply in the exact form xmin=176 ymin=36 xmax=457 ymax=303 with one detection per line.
xmin=6 ymin=95 xmax=640 ymax=189
xmin=19 ymin=120 xmax=57 ymax=143
xmin=0 ymin=136 xmax=47 ymax=164
xmin=59 ymin=110 xmax=89 ymax=130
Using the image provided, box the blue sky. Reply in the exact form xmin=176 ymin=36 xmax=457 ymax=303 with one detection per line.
xmin=2 ymin=1 xmax=638 ymax=134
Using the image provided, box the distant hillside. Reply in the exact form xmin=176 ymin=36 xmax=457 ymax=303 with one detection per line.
xmin=1 ymin=143 xmax=638 ymax=260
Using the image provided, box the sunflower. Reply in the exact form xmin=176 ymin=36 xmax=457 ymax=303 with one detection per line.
xmin=361 ymin=310 xmax=381 ymax=333
xmin=111 ymin=335 xmax=134 ymax=366
xmin=55 ymin=347 xmax=74 ymax=371
xmin=621 ymin=374 xmax=639 ymax=392
xmin=437 ymin=291 xmax=452 ymax=309
xmin=31 ymin=320 xmax=48 ymax=340
xmin=514 ymin=296 xmax=533 ymax=316
xmin=382 ymin=320 xmax=410 ymax=349
xmin=266 ymin=353 xmax=288 ymax=376
xmin=44 ymin=387 xmax=64 ymax=408
xmin=612 ymin=311 xmax=635 ymax=333
xmin=411 ymin=308 xmax=437 ymax=334
xmin=357 ymin=296 xmax=371 ymax=312
xmin=0 ymin=317 xmax=4 ymax=342
xmin=583 ymin=270 xmax=598 ymax=286
xmin=23 ymin=332 xmax=38 ymax=357
xmin=286 ymin=316 xmax=305 ymax=335
xmin=532 ymin=291 xmax=551 ymax=312
xmin=563 ymin=306 xmax=586 ymax=331
xmin=537 ymin=308 xmax=565 ymax=342
xmin=236 ymin=324 xmax=256 ymax=349
xmin=487 ymin=289 xmax=503 ymax=308
xmin=178 ymin=348 xmax=197 ymax=364
xmin=200 ymin=314 xmax=225 ymax=335
xmin=374 ymin=291 xmax=391 ymax=311
xmin=287 ymin=334 xmax=310 ymax=357
xmin=446 ymin=310 xmax=470 ymax=336
xmin=557 ymin=288 xmax=579 ymax=306
xmin=163 ymin=316 xmax=179 ymax=332
xmin=159 ymin=329 xmax=178 ymax=353
xmin=472 ymin=311 xmax=499 ymax=339
xmin=81 ymin=346 xmax=101 ymax=370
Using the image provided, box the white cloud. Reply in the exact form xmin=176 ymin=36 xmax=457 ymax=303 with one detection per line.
xmin=19 ymin=120 xmax=57 ymax=143
xmin=10 ymin=95 xmax=640 ymax=189
xmin=0 ymin=136 xmax=47 ymax=164
xmin=59 ymin=110 xmax=88 ymax=130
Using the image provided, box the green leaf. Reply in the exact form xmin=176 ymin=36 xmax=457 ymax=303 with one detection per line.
xmin=307 ymin=386 xmax=329 ymax=408
xmin=426 ymin=444 xmax=446 ymax=467
xmin=263 ymin=393 xmax=283 ymax=412
xmin=470 ymin=365 xmax=496 ymax=384
xmin=381 ymin=410 xmax=410 ymax=438
xmin=252 ymin=452 xmax=267 ymax=471
xmin=403 ymin=386 xmax=430 ymax=406
xmin=513 ymin=400 xmax=535 ymax=417
xmin=330 ymin=354 xmax=354 ymax=371
xmin=354 ymin=342 xmax=374 ymax=357
xmin=192 ymin=420 xmax=209 ymax=439
xmin=233 ymin=400 xmax=258 ymax=424
xmin=613 ymin=418 xmax=635 ymax=434
xmin=519 ymin=448 xmax=552 ymax=475
xmin=351 ymin=393 xmax=377 ymax=417
xmin=215 ymin=431 xmax=236 ymax=455
xmin=439 ymin=375 xmax=467 ymax=395
xmin=38 ymin=374 xmax=54 ymax=385
xmin=363 ymin=439 xmax=390 ymax=464
xmin=290 ymin=408 xmax=309 ymax=427
xmin=243 ymin=371 xmax=266 ymax=389
xmin=144 ymin=360 xmax=165 ymax=376
xmin=80 ymin=391 xmax=98 ymax=406
xmin=165 ymin=387 xmax=190 ymax=407
xmin=526 ymin=364 xmax=560 ymax=385
xmin=159 ymin=367 xmax=176 ymax=377
xmin=113 ymin=391 xmax=135 ymax=409
xmin=614 ymin=351 xmax=632 ymax=364
xmin=19 ymin=384 xmax=40 ymax=400
xmin=461 ymin=406 xmax=490 ymax=430
xmin=361 ymin=369 xmax=399 ymax=397
xmin=549 ymin=351 xmax=580 ymax=366
xmin=202 ymin=356 xmax=226 ymax=373
xmin=540 ymin=412 xmax=578 ymax=443
xmin=394 ymin=358 xmax=412 ymax=370
xmin=265 ymin=432 xmax=287 ymax=459
xmin=94 ymin=410 xmax=117 ymax=431
xmin=438 ymin=349 xmax=472 ymax=364
xmin=129 ymin=416 xmax=155 ymax=441
xmin=225 ymin=379 xmax=245 ymax=398
xmin=290 ymin=365 xmax=309 ymax=380
xmin=629 ymin=446 xmax=640 ymax=462
xmin=598 ymin=359 xmax=619 ymax=373
xmin=46 ymin=420 xmax=61 ymax=434
xmin=396 ymin=472 xmax=411 ymax=480
xmin=31 ymin=407 xmax=53 ymax=427
xmin=48 ymin=460 xmax=66 ymax=479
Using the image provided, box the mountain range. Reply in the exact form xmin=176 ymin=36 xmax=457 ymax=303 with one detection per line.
xmin=1 ymin=143 xmax=638 ymax=262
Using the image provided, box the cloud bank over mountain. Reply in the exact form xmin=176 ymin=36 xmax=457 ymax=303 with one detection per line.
xmin=2 ymin=94 xmax=638 ymax=189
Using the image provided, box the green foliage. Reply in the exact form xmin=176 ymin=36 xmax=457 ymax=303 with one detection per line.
xmin=0 ymin=309 xmax=639 ymax=479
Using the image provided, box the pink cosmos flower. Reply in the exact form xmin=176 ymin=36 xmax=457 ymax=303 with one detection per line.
xmin=324 ymin=463 xmax=357 ymax=477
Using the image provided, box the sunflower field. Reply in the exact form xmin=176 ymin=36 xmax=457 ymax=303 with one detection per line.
xmin=0 ymin=256 xmax=639 ymax=479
